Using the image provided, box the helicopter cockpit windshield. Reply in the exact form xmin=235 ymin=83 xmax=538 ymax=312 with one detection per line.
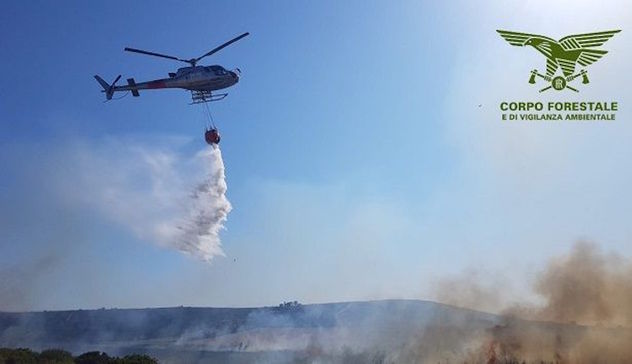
xmin=206 ymin=65 xmax=228 ymax=75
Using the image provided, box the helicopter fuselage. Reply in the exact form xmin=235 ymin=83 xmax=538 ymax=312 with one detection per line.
xmin=113 ymin=65 xmax=239 ymax=93
xmin=95 ymin=32 xmax=249 ymax=102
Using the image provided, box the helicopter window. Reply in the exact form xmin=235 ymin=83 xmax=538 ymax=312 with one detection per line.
xmin=207 ymin=66 xmax=226 ymax=75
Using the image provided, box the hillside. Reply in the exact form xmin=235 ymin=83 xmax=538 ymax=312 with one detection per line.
xmin=0 ymin=299 xmax=593 ymax=363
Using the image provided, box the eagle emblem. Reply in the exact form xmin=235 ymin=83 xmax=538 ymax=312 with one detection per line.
xmin=497 ymin=30 xmax=620 ymax=92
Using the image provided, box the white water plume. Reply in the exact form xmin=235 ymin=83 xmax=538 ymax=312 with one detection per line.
xmin=63 ymin=138 xmax=233 ymax=262
xmin=173 ymin=146 xmax=232 ymax=261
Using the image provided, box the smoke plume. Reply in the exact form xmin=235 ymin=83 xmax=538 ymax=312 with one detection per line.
xmin=430 ymin=241 xmax=632 ymax=363
xmin=529 ymin=242 xmax=632 ymax=326
xmin=172 ymin=146 xmax=232 ymax=261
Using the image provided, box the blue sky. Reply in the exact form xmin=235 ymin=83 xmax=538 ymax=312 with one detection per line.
xmin=1 ymin=1 xmax=631 ymax=311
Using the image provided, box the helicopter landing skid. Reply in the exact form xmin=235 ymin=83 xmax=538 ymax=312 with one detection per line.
xmin=190 ymin=90 xmax=228 ymax=104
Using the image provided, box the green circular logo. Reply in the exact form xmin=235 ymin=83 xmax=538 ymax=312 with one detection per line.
xmin=551 ymin=76 xmax=567 ymax=91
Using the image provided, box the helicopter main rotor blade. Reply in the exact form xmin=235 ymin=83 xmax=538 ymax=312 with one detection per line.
xmin=124 ymin=47 xmax=188 ymax=63
xmin=195 ymin=32 xmax=250 ymax=63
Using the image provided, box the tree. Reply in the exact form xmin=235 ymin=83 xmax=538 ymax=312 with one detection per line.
xmin=39 ymin=349 xmax=74 ymax=363
xmin=75 ymin=351 xmax=112 ymax=364
xmin=0 ymin=347 xmax=39 ymax=364
xmin=114 ymin=354 xmax=158 ymax=364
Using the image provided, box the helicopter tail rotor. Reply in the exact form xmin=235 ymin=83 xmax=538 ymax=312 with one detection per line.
xmin=94 ymin=74 xmax=121 ymax=100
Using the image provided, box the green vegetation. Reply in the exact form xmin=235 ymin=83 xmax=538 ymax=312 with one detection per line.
xmin=274 ymin=300 xmax=303 ymax=313
xmin=0 ymin=348 xmax=157 ymax=364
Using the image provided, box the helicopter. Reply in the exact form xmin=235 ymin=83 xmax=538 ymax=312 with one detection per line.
xmin=94 ymin=32 xmax=249 ymax=105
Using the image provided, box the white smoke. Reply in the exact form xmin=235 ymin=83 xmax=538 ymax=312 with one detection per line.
xmin=172 ymin=146 xmax=232 ymax=261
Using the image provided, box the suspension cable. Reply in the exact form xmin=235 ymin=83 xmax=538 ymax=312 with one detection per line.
xmin=203 ymin=100 xmax=215 ymax=128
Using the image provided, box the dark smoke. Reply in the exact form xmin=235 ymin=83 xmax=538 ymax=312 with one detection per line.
xmin=433 ymin=241 xmax=632 ymax=363
xmin=530 ymin=242 xmax=632 ymax=326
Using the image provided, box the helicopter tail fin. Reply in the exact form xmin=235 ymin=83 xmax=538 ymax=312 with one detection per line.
xmin=94 ymin=75 xmax=121 ymax=100
xmin=127 ymin=78 xmax=140 ymax=97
